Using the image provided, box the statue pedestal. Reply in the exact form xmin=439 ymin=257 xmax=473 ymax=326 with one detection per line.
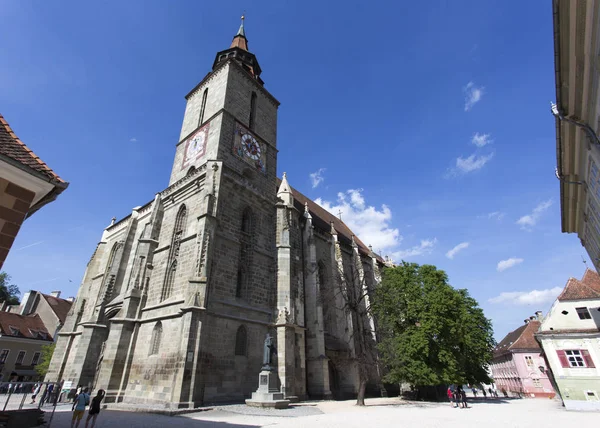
xmin=245 ymin=369 xmax=290 ymax=409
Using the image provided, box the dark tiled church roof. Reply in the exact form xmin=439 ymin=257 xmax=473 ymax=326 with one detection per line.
xmin=0 ymin=114 xmax=66 ymax=184
xmin=278 ymin=179 xmax=385 ymax=264
xmin=494 ymin=320 xmax=541 ymax=356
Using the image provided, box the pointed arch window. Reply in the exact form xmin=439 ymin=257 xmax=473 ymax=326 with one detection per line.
xmin=249 ymin=91 xmax=257 ymax=130
xmin=241 ymin=207 xmax=253 ymax=234
xmin=161 ymin=260 xmax=177 ymax=301
xmin=172 ymin=205 xmax=187 ymax=257
xmin=149 ymin=322 xmax=163 ymax=356
xmin=235 ymin=325 xmax=247 ymax=356
xmin=236 ymin=267 xmax=245 ymax=298
xmin=198 ymin=88 xmax=208 ymax=126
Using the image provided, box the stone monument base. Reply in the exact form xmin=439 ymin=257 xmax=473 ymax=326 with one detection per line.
xmin=245 ymin=369 xmax=290 ymax=409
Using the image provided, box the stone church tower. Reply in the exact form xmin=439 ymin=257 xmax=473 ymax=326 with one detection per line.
xmin=46 ymin=18 xmax=388 ymax=407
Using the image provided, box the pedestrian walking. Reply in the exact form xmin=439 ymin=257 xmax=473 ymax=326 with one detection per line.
xmin=472 ymin=387 xmax=478 ymax=397
xmin=482 ymin=388 xmax=487 ymax=399
xmin=447 ymin=387 xmax=455 ymax=408
xmin=457 ymin=386 xmax=468 ymax=408
xmin=30 ymin=383 xmax=42 ymax=404
xmin=488 ymin=387 xmax=493 ymax=397
xmin=71 ymin=387 xmax=90 ymax=428
xmin=85 ymin=389 xmax=105 ymax=428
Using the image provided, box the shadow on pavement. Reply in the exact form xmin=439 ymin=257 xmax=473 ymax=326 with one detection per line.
xmin=45 ymin=409 xmax=259 ymax=428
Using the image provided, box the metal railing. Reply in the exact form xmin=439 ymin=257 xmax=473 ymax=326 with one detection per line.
xmin=0 ymin=381 xmax=69 ymax=427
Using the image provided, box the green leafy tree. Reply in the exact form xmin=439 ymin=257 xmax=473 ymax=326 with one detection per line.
xmin=0 ymin=272 xmax=20 ymax=305
xmin=35 ymin=343 xmax=56 ymax=378
xmin=373 ymin=262 xmax=495 ymax=396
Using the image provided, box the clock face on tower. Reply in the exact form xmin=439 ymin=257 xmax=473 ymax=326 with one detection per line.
xmin=182 ymin=123 xmax=210 ymax=170
xmin=233 ymin=122 xmax=267 ymax=174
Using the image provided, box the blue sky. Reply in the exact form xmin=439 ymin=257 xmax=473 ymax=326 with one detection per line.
xmin=0 ymin=1 xmax=591 ymax=340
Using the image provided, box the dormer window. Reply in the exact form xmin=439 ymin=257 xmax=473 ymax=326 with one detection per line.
xmin=9 ymin=326 xmax=19 ymax=336
xmin=576 ymin=307 xmax=592 ymax=320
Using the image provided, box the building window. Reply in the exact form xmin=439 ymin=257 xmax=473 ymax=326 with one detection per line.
xmin=236 ymin=267 xmax=245 ymax=298
xmin=235 ymin=325 xmax=247 ymax=356
xmin=557 ymin=349 xmax=596 ymax=368
xmin=31 ymin=352 xmax=41 ymax=365
xmin=249 ymin=91 xmax=257 ymax=130
xmin=586 ymin=391 xmax=599 ymax=401
xmin=15 ymin=351 xmax=26 ymax=365
xmin=241 ymin=207 xmax=253 ymax=234
xmin=576 ymin=307 xmax=592 ymax=320
xmin=198 ymin=88 xmax=208 ymax=126
xmin=149 ymin=322 xmax=163 ymax=356
xmin=532 ymin=378 xmax=541 ymax=388
xmin=171 ymin=204 xmax=187 ymax=257
xmin=0 ymin=350 xmax=9 ymax=363
xmin=161 ymin=260 xmax=177 ymax=301
xmin=524 ymin=356 xmax=534 ymax=368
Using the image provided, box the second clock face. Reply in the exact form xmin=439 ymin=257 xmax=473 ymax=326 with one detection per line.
xmin=182 ymin=123 xmax=210 ymax=169
xmin=233 ymin=122 xmax=266 ymax=174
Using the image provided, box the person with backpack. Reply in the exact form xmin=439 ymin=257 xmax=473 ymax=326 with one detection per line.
xmin=85 ymin=389 xmax=105 ymax=428
xmin=71 ymin=387 xmax=90 ymax=428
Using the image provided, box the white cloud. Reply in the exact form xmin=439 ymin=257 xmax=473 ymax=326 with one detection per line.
xmin=456 ymin=153 xmax=494 ymax=173
xmin=15 ymin=241 xmax=45 ymax=251
xmin=463 ymin=81 xmax=484 ymax=111
xmin=472 ymin=133 xmax=492 ymax=147
xmin=315 ymin=189 xmax=435 ymax=262
xmin=478 ymin=211 xmax=505 ymax=220
xmin=446 ymin=242 xmax=470 ymax=259
xmin=309 ymin=168 xmax=326 ymax=188
xmin=497 ymin=257 xmax=524 ymax=272
xmin=129 ymin=137 xmax=137 ymax=142
xmin=315 ymin=189 xmax=400 ymax=251
xmin=489 ymin=287 xmax=563 ymax=305
xmin=516 ymin=200 xmax=553 ymax=230
xmin=392 ymin=239 xmax=437 ymax=260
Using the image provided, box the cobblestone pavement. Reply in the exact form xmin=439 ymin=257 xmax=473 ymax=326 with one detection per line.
xmin=42 ymin=397 xmax=598 ymax=428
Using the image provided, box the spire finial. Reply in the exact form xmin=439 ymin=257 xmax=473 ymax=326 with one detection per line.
xmin=236 ymin=13 xmax=246 ymax=37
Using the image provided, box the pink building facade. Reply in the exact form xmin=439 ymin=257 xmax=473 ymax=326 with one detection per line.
xmin=491 ymin=317 xmax=555 ymax=398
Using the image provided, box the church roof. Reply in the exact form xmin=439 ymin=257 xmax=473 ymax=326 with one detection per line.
xmin=0 ymin=114 xmax=66 ymax=184
xmin=278 ymin=178 xmax=385 ymax=264
xmin=558 ymin=269 xmax=600 ymax=301
xmin=230 ymin=15 xmax=248 ymax=50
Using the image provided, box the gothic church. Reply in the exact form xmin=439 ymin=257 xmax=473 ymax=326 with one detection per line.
xmin=47 ymin=19 xmax=389 ymax=407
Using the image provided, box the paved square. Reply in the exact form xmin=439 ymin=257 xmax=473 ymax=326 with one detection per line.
xmin=42 ymin=397 xmax=598 ymax=428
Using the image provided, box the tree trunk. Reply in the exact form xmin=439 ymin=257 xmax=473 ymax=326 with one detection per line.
xmin=356 ymin=378 xmax=367 ymax=406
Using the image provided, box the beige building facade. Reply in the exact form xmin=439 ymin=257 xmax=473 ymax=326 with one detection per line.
xmin=47 ymin=21 xmax=387 ymax=408
xmin=552 ymin=0 xmax=600 ymax=269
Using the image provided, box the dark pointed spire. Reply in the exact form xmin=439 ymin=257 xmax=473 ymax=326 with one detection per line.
xmin=230 ymin=14 xmax=248 ymax=51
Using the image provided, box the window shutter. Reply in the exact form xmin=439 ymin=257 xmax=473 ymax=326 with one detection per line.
xmin=556 ymin=350 xmax=569 ymax=368
xmin=582 ymin=350 xmax=596 ymax=368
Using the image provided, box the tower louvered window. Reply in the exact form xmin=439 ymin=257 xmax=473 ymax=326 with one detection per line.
xmin=249 ymin=92 xmax=257 ymax=130
xmin=199 ymin=88 xmax=208 ymax=126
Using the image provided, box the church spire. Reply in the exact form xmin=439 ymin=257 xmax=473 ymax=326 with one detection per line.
xmin=214 ymin=15 xmax=263 ymax=84
xmin=230 ymin=14 xmax=248 ymax=51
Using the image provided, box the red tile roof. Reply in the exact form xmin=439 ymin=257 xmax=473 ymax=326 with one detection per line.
xmin=558 ymin=269 xmax=600 ymax=301
xmin=0 ymin=311 xmax=53 ymax=341
xmin=40 ymin=293 xmax=73 ymax=324
xmin=494 ymin=320 xmax=541 ymax=356
xmin=0 ymin=114 xmax=65 ymax=183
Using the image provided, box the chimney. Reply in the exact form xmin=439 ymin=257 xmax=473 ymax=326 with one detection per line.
xmin=535 ymin=311 xmax=543 ymax=320
xmin=50 ymin=291 xmax=61 ymax=299
xmin=524 ymin=319 xmax=530 ymax=324
xmin=529 ymin=316 xmax=536 ymax=321
xmin=66 ymin=297 xmax=75 ymax=303
xmin=19 ymin=291 xmax=37 ymax=316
